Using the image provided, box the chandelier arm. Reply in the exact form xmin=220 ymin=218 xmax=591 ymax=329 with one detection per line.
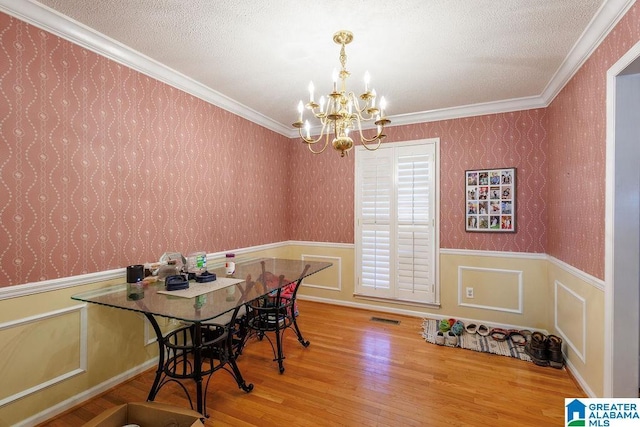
xmin=298 ymin=124 xmax=327 ymax=145
xmin=347 ymin=92 xmax=370 ymax=119
xmin=306 ymin=133 xmax=331 ymax=154
xmin=352 ymin=113 xmax=386 ymax=145
xmin=360 ymin=138 xmax=383 ymax=151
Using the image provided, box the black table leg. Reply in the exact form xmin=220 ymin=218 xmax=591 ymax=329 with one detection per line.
xmin=144 ymin=313 xmax=165 ymax=403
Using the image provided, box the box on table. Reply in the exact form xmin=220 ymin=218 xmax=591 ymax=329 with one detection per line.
xmin=82 ymin=401 xmax=204 ymax=427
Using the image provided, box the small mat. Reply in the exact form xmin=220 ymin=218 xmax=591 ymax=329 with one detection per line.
xmin=157 ymin=277 xmax=244 ymax=298
xmin=421 ymin=319 xmax=531 ymax=362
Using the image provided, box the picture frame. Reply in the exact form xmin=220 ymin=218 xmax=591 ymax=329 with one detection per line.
xmin=465 ymin=167 xmax=516 ymax=233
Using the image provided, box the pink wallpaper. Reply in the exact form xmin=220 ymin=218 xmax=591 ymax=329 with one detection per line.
xmin=2 ymin=3 xmax=637 ymax=287
xmin=288 ymin=110 xmax=548 ymax=253
xmin=547 ymin=2 xmax=640 ymax=280
xmin=0 ymin=13 xmax=290 ymax=287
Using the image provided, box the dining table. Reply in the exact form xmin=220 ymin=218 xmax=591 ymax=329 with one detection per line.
xmin=71 ymin=257 xmax=333 ymax=417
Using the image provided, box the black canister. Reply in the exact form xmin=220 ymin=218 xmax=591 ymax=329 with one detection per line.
xmin=126 ymin=264 xmax=145 ymax=283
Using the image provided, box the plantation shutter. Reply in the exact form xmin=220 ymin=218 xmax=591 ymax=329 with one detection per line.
xmin=356 ymin=140 xmax=437 ymax=304
xmin=396 ymin=145 xmax=435 ymax=302
xmin=358 ymin=150 xmax=392 ymax=295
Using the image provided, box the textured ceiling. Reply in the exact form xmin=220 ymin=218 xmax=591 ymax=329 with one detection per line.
xmin=5 ymin=0 xmax=632 ymax=135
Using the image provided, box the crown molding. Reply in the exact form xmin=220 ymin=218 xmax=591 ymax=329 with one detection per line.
xmin=539 ymin=0 xmax=637 ymax=104
xmin=387 ymin=95 xmax=547 ymax=127
xmin=1 ymin=0 xmax=634 ymax=139
xmin=0 ymin=0 xmax=292 ymax=137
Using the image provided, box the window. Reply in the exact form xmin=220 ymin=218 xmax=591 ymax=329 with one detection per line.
xmin=355 ymin=139 xmax=438 ymax=304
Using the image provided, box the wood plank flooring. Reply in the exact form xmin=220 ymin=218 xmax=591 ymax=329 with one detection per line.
xmin=40 ymin=300 xmax=585 ymax=426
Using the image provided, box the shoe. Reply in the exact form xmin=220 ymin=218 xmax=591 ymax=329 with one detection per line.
xmin=477 ymin=324 xmax=490 ymax=336
xmin=489 ymin=328 xmax=509 ymax=341
xmin=465 ymin=323 xmax=477 ymax=334
xmin=519 ymin=329 xmax=532 ymax=344
xmin=524 ymin=331 xmax=549 ymax=366
xmin=439 ymin=318 xmax=451 ymax=332
xmin=435 ymin=331 xmax=445 ymax=346
xmin=507 ymin=330 xmax=527 ymax=346
xmin=548 ymin=335 xmax=564 ymax=368
xmin=445 ymin=331 xmax=458 ymax=347
xmin=451 ymin=320 xmax=465 ymax=336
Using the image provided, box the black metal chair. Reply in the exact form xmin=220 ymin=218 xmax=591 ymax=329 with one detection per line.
xmin=244 ymin=261 xmax=311 ymax=373
xmin=155 ymin=304 xmax=253 ymax=417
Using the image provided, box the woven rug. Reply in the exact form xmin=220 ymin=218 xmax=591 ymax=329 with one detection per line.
xmin=421 ymin=319 xmax=532 ymax=362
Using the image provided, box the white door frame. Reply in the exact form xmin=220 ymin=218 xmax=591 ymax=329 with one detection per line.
xmin=604 ymin=39 xmax=640 ymax=397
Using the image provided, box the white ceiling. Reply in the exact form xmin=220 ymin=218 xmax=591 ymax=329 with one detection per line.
xmin=1 ymin=0 xmax=635 ymax=136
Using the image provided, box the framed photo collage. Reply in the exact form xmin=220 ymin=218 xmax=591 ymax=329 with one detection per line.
xmin=465 ymin=167 xmax=516 ymax=233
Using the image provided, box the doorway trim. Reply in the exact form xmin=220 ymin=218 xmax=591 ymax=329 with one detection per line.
xmin=604 ymin=39 xmax=640 ymax=397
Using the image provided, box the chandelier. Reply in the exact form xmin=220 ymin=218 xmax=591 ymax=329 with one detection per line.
xmin=292 ymin=30 xmax=391 ymax=157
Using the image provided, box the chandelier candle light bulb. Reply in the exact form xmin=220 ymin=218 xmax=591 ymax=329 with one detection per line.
xmin=292 ymin=30 xmax=391 ymax=157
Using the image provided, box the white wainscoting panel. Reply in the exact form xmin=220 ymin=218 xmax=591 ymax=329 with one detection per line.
xmin=0 ymin=304 xmax=87 ymax=407
xmin=555 ymin=280 xmax=587 ymax=363
xmin=457 ymin=266 xmax=523 ymax=314
xmin=301 ymin=254 xmax=342 ymax=291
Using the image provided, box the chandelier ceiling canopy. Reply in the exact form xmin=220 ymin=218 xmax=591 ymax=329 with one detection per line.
xmin=292 ymin=30 xmax=390 ymax=157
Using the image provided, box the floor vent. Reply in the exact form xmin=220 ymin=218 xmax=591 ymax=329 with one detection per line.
xmin=370 ymin=316 xmax=400 ymax=325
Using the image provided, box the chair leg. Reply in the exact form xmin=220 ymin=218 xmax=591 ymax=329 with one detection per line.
xmin=227 ymin=355 xmax=254 ymax=392
xmin=291 ymin=315 xmax=310 ymax=347
xmin=274 ymin=324 xmax=285 ymax=373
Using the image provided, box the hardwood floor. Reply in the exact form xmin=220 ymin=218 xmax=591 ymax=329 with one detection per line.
xmin=40 ymin=300 xmax=585 ymax=426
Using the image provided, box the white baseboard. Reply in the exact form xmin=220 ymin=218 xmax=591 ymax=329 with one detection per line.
xmin=298 ymin=294 xmax=545 ymax=333
xmin=565 ymin=358 xmax=596 ymax=398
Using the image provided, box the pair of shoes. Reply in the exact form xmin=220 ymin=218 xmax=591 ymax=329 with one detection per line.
xmin=524 ymin=332 xmax=565 ymax=368
xmin=489 ymin=328 xmax=527 ymax=346
xmin=465 ymin=323 xmax=490 ymax=336
xmin=445 ymin=331 xmax=458 ymax=347
xmin=548 ymin=335 xmax=564 ymax=368
xmin=435 ymin=330 xmax=445 ymax=345
xmin=524 ymin=331 xmax=550 ymax=366
xmin=451 ymin=320 xmax=465 ymax=336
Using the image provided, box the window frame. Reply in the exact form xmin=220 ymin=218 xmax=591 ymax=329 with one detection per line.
xmin=354 ymin=138 xmax=440 ymax=305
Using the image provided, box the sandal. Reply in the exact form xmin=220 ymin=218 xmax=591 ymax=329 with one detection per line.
xmin=477 ymin=324 xmax=490 ymax=336
xmin=489 ymin=328 xmax=509 ymax=341
xmin=519 ymin=329 xmax=532 ymax=343
xmin=508 ymin=330 xmax=527 ymax=346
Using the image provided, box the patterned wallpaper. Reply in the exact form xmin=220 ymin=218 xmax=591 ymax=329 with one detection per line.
xmin=1 ymin=3 xmax=637 ymax=286
xmin=0 ymin=13 xmax=290 ymax=286
xmin=546 ymin=2 xmax=639 ymax=280
xmin=288 ymin=110 xmax=548 ymax=254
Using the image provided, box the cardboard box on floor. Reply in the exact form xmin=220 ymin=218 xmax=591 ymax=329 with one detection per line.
xmin=82 ymin=402 xmax=205 ymax=427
